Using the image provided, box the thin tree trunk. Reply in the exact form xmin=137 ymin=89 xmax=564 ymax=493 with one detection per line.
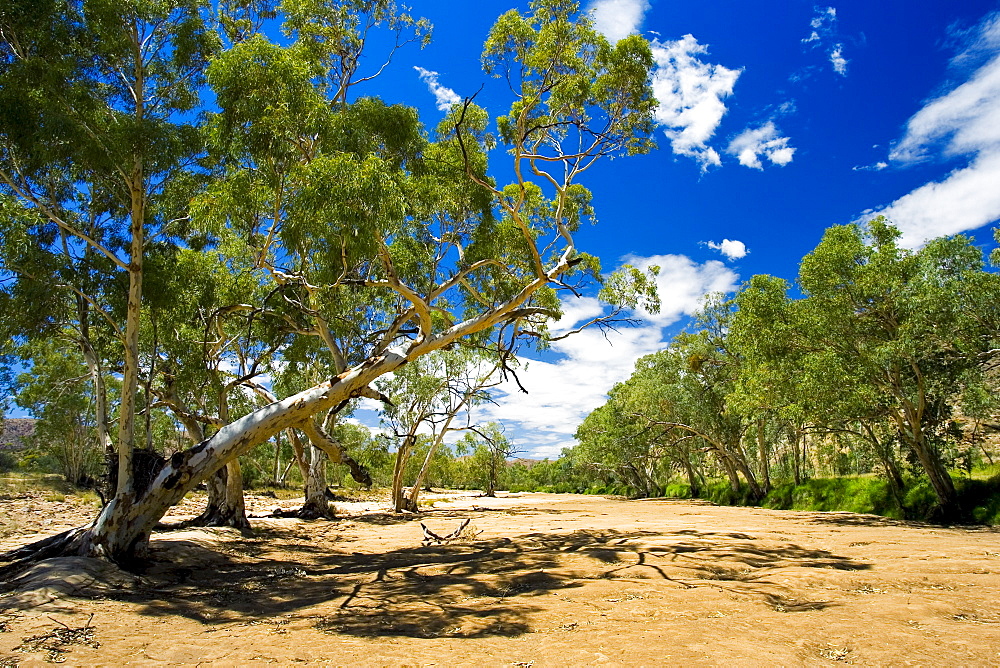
xmin=682 ymin=453 xmax=700 ymax=497
xmin=757 ymin=419 xmax=771 ymax=495
xmin=299 ymin=445 xmax=332 ymax=519
xmin=391 ymin=435 xmax=415 ymax=512
xmin=117 ymin=24 xmax=146 ymax=502
xmin=717 ymin=452 xmax=742 ymax=493
xmin=401 ymin=410 xmax=460 ymax=512
xmin=860 ymin=421 xmax=904 ymax=504
xmin=272 ymin=433 xmax=282 ymax=486
xmin=286 ymin=428 xmax=310 ymax=482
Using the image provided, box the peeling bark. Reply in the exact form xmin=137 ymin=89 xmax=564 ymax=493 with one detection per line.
xmin=7 ymin=351 xmax=408 ymax=562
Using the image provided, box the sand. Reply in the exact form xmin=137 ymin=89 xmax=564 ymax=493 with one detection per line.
xmin=2 ymin=489 xmax=1000 ymax=666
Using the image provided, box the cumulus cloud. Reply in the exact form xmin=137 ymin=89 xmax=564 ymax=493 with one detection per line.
xmin=864 ymin=11 xmax=1000 ymax=248
xmin=413 ymin=66 xmax=461 ymax=111
xmin=587 ymin=0 xmax=650 ymax=43
xmin=726 ymin=121 xmax=796 ymax=169
xmin=472 ymin=254 xmax=740 ymax=457
xmin=650 ymin=36 xmax=741 ymax=170
xmin=705 ymin=239 xmax=749 ymax=260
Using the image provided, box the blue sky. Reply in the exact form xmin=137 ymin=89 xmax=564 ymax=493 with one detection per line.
xmin=9 ymin=1 xmax=1000 ymax=461
xmin=346 ymin=0 xmax=1000 ymax=458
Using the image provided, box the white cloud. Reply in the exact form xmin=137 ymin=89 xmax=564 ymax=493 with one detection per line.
xmin=726 ymin=121 xmax=796 ymax=169
xmin=706 ymin=239 xmax=749 ymax=260
xmin=864 ymin=11 xmax=1000 ymax=248
xmin=804 ymin=6 xmax=837 ymax=42
xmin=473 ymin=254 xmax=740 ymax=458
xmin=830 ymin=44 xmax=848 ymax=76
xmin=549 ymin=296 xmax=605 ymax=336
xmin=803 ymin=6 xmax=849 ymax=76
xmin=622 ymin=254 xmax=741 ymax=326
xmin=413 ymin=66 xmax=461 ymax=111
xmin=651 ymin=35 xmax=741 ymax=170
xmin=852 ymin=161 xmax=887 ymax=172
xmin=587 ymin=0 xmax=650 ymax=43
xmin=862 ymin=152 xmax=1000 ymax=248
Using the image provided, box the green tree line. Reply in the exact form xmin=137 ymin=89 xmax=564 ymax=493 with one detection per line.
xmin=573 ymin=219 xmax=1000 ymax=521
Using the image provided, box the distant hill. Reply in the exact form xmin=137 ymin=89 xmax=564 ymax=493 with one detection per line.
xmin=1 ymin=418 xmax=36 ymax=450
xmin=510 ymin=458 xmax=546 ymax=468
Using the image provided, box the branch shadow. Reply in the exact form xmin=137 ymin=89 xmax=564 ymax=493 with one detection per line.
xmin=6 ymin=520 xmax=870 ymax=631
xmin=804 ymin=512 xmax=922 ymax=528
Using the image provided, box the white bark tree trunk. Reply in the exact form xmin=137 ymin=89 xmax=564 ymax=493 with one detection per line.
xmin=299 ymin=445 xmax=331 ymax=519
xmin=74 ymin=351 xmax=407 ymax=560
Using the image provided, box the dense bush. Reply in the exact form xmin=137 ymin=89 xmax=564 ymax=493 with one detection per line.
xmin=654 ymin=472 xmax=1000 ymax=525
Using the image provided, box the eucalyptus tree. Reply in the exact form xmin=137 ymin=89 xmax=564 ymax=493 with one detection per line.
xmin=576 ymin=322 xmax=764 ymax=500
xmin=457 ymin=422 xmax=517 ymax=497
xmin=377 ymin=346 xmax=500 ymax=512
xmin=13 ymin=339 xmax=103 ymax=485
xmin=627 ymin=334 xmax=761 ymax=497
xmin=732 ymin=275 xmax=907 ymax=493
xmin=1 ymin=0 xmax=659 ymax=566
xmin=574 ymin=395 xmax=668 ymax=497
xmin=0 ymin=0 xmax=220 ymax=504
xmin=791 ymin=219 xmax=996 ymax=514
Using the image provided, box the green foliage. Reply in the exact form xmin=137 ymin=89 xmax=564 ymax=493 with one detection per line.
xmin=762 ymin=477 xmax=903 ymax=518
xmin=662 ymin=482 xmax=693 ymax=499
xmin=701 ymin=480 xmax=759 ymax=507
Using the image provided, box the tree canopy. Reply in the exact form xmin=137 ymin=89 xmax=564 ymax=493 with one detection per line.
xmin=0 ymin=0 xmax=661 ymax=564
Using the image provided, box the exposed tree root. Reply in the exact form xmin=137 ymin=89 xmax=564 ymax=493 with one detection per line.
xmin=0 ymin=527 xmax=89 ymax=580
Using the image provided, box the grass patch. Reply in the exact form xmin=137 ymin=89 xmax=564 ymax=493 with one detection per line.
xmin=656 ymin=470 xmax=1000 ymax=525
xmin=0 ymin=473 xmax=77 ymax=495
xmin=763 ymin=477 xmax=903 ymax=519
xmin=251 ymin=486 xmax=306 ymax=500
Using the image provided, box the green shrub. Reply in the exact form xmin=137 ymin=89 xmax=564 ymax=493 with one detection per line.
xmin=703 ymin=480 xmax=757 ymax=506
xmin=0 ymin=450 xmax=18 ymax=472
xmin=663 ymin=482 xmax=692 ymax=499
xmin=902 ymin=481 xmax=939 ymax=520
xmin=954 ymin=475 xmax=1000 ymax=525
xmin=762 ymin=482 xmax=795 ymax=509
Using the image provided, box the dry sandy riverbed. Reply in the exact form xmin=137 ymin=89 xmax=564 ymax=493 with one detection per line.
xmin=2 ymin=489 xmax=1000 ymax=666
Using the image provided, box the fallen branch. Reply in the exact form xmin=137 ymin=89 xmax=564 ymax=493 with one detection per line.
xmin=420 ymin=518 xmax=475 ymax=545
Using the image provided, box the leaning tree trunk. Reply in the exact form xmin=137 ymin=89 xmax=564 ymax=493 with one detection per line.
xmin=2 ymin=276 xmax=557 ymax=568
xmin=0 ymin=351 xmax=408 ymax=568
xmin=400 ymin=411 xmax=460 ymax=512
xmin=892 ymin=408 xmax=957 ymax=517
xmin=908 ymin=432 xmax=957 ymax=517
xmin=715 ymin=449 xmax=742 ymax=493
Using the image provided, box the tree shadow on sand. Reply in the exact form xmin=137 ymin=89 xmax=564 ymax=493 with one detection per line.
xmin=3 ymin=520 xmax=871 ymax=632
